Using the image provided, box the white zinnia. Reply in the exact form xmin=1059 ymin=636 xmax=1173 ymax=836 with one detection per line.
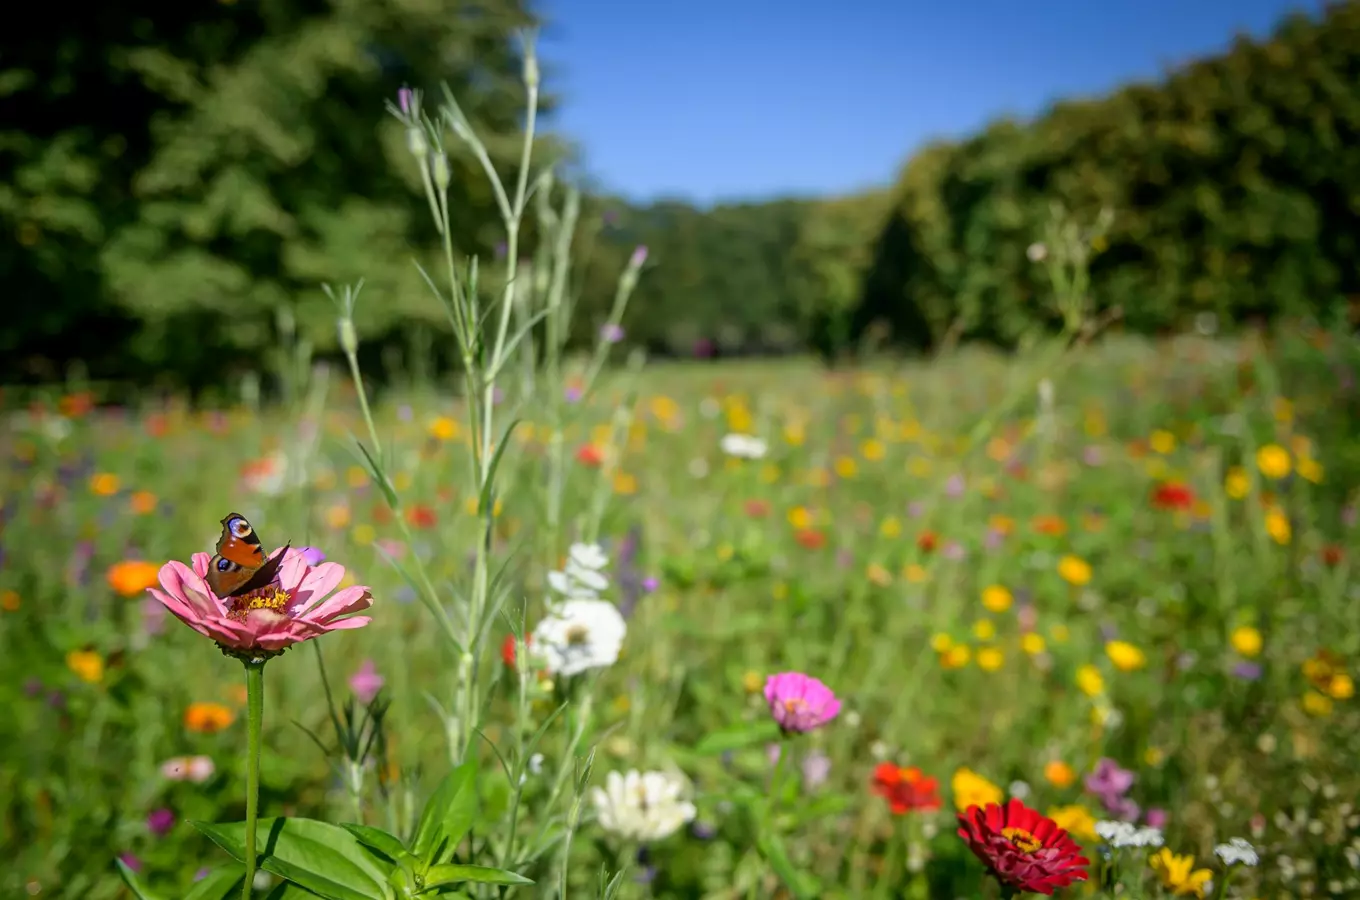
xmin=530 ymin=599 xmax=626 ymax=677
xmin=720 ymin=433 xmax=768 ymax=460
xmin=547 ymin=542 xmax=611 ymax=599
xmin=591 ymin=769 xmax=696 ymax=842
xmin=1214 ymin=837 xmax=1259 ymax=867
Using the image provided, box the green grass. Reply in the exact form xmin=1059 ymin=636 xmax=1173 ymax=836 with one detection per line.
xmin=2 ymin=332 xmax=1358 ymax=899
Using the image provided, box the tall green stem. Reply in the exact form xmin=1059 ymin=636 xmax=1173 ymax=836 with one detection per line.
xmin=242 ymin=659 xmax=267 ymax=900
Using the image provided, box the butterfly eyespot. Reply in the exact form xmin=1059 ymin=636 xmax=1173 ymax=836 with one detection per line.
xmin=229 ymin=517 xmax=253 ymax=538
xmin=216 ymin=558 xmax=233 ymax=572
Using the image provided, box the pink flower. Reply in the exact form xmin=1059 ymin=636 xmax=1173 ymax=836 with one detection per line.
xmin=763 ymin=671 xmax=841 ymax=733
xmin=149 ymin=548 xmax=372 ymax=659
xmin=161 ymin=755 xmax=215 ymax=783
xmin=349 ymin=659 xmax=385 ymax=704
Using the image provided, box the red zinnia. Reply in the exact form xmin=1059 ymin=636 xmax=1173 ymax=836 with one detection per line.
xmin=576 ymin=444 xmax=603 ymax=467
xmin=957 ymin=798 xmax=1089 ymax=896
xmin=1151 ymin=482 xmax=1195 ymax=511
xmin=871 ymin=763 xmax=941 ymax=814
xmin=794 ymin=529 xmax=826 ymax=550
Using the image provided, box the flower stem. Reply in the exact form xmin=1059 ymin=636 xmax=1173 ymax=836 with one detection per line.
xmin=242 ymin=659 xmax=267 ymax=899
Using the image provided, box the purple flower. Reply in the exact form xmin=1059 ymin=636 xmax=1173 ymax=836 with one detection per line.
xmin=1085 ymin=758 xmax=1136 ymax=815
xmin=147 ymin=808 xmax=176 ymax=837
xmin=349 ymin=659 xmax=385 ymax=705
xmin=300 ymin=547 xmax=326 ymax=566
xmin=601 ymin=323 xmax=625 ymax=344
xmin=984 ymin=529 xmax=1004 ymax=550
xmin=1082 ymin=445 xmax=1105 ymax=467
xmin=1233 ymin=661 xmax=1263 ymax=681
xmin=801 ymin=750 xmax=832 ymax=789
xmin=118 ymin=853 xmax=142 ymax=873
xmin=397 ymin=86 xmax=413 ymax=115
xmin=691 ymin=820 xmax=717 ymax=839
xmin=564 ymin=385 xmax=583 ymax=403
xmin=629 ymin=245 xmax=649 ymax=268
xmin=907 ymin=501 xmax=925 ymax=518
xmin=397 ymin=404 xmax=413 ymax=422
xmin=1145 ymin=808 xmax=1168 ymax=829
xmin=942 ymin=541 xmax=966 ymax=561
xmin=763 ymin=672 xmax=841 ymax=733
xmin=642 ymin=576 xmax=659 ymax=593
xmin=945 ymin=474 xmax=965 ymax=497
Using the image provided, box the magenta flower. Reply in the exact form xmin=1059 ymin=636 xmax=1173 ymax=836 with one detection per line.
xmin=1085 ymin=757 xmax=1137 ymax=819
xmin=349 ymin=659 xmax=385 ymax=704
xmin=149 ymin=548 xmax=372 ymax=658
xmin=763 ymin=671 xmax=841 ymax=733
xmin=147 ymin=808 xmax=175 ymax=837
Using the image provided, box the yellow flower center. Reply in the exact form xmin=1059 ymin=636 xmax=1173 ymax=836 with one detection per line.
xmin=226 ymin=587 xmax=291 ymax=622
xmin=1002 ymin=827 xmax=1041 ymax=854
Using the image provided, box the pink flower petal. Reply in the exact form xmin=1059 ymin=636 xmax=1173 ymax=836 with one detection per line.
xmin=158 ymin=561 xmax=225 ymax=617
xmin=277 ymin=550 xmax=308 ymax=593
xmin=299 ymin=585 xmax=372 ymax=625
xmin=191 ymin=553 xmax=212 ymax=579
xmin=292 ymin=563 xmax=346 ymax=614
xmin=318 ymin=615 xmax=371 ymax=632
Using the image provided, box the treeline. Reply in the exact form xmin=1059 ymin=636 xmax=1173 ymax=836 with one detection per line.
xmin=4 ymin=2 xmax=1359 ymax=392
xmin=588 ymin=1 xmax=1360 ymax=359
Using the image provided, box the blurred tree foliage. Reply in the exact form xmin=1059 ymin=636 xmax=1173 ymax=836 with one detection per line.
xmin=1 ymin=0 xmax=545 ymax=393
xmin=4 ymin=2 xmax=1359 ymax=391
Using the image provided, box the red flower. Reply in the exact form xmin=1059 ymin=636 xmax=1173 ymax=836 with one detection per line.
xmin=1321 ymin=544 xmax=1344 ymax=567
xmin=871 ymin=763 xmax=941 ymax=814
xmin=1151 ymin=482 xmax=1195 ymax=511
xmin=794 ymin=529 xmax=825 ymax=550
xmin=501 ymin=633 xmax=532 ymax=667
xmin=916 ymin=530 xmax=937 ymax=553
xmin=744 ymin=499 xmax=771 ymax=518
xmin=576 ymin=444 xmax=603 ymax=467
xmin=406 ymin=504 xmax=437 ymax=529
xmin=957 ymin=798 xmax=1089 ymax=896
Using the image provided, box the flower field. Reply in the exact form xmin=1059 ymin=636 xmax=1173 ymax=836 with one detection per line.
xmin=3 ymin=328 xmax=1358 ymax=899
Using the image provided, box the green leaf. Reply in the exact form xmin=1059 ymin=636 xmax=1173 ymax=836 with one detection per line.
xmin=757 ymin=832 xmax=820 ymax=900
xmin=693 ymin=720 xmax=781 ymax=755
xmin=341 ymin=823 xmax=409 ymax=863
xmin=115 ymin=858 xmax=165 ymax=900
xmin=478 ymin=418 xmax=523 ymax=517
xmin=350 ymin=438 xmax=398 ymax=509
xmin=183 ymin=867 xmax=244 ymax=900
xmin=411 ymin=759 xmax=479 ymax=865
xmin=192 ymin=817 xmax=393 ymax=900
xmin=423 ymin=864 xmax=534 ymax=888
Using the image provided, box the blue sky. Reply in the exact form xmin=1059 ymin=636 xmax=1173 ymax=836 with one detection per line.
xmin=535 ymin=0 xmax=1327 ymax=205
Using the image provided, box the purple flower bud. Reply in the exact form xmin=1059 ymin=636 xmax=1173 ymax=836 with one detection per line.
xmin=629 ymin=245 xmax=648 ymax=268
xmin=398 ymin=86 xmax=413 ymax=115
xmin=118 ymin=853 xmax=142 ymax=873
xmin=642 ymin=576 xmax=659 ymax=593
xmin=147 ymin=808 xmax=176 ymax=837
xmin=601 ymin=323 xmax=625 ymax=344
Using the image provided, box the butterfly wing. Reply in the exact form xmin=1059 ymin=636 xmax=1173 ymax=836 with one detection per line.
xmin=205 ymin=513 xmax=288 ymax=598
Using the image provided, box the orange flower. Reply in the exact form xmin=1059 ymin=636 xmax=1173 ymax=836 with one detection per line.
xmin=795 ymin=529 xmax=826 ymax=550
xmin=129 ymin=490 xmax=158 ymax=515
xmin=106 ymin=560 xmax=161 ymax=597
xmin=872 ymin=763 xmax=942 ymax=814
xmin=184 ymin=702 xmax=235 ymax=734
xmin=576 ymin=444 xmax=604 ymax=467
xmin=406 ymin=504 xmax=437 ymax=529
xmin=917 ymin=530 xmax=938 ymax=553
xmin=1031 ymin=515 xmax=1067 ymax=537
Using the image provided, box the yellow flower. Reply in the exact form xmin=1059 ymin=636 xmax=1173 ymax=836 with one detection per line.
xmin=1224 ymin=466 xmax=1249 ymax=499
xmin=866 ymin=563 xmax=892 ymax=586
xmin=1297 ymin=457 xmax=1323 ymax=484
xmin=742 ymin=670 xmax=763 ymax=694
xmin=834 ymin=456 xmax=858 ymax=479
xmin=903 ymin=563 xmax=929 ymax=583
xmin=879 ymin=516 xmax=902 ymax=538
xmin=783 ymin=422 xmax=805 ymax=446
xmin=90 ymin=473 xmax=120 ymax=496
xmin=0 ymin=590 xmax=19 ymax=612
xmin=941 ymin=645 xmax=970 ymax=669
xmin=429 ymin=416 xmax=459 ymax=441
xmin=981 ymin=584 xmax=1013 ymax=613
xmin=1265 ymin=507 xmax=1291 ymax=545
xmin=1231 ymin=626 xmax=1262 ymax=658
xmin=1256 ymin=444 xmax=1291 ymax=480
xmin=66 ymin=650 xmax=104 ymax=684
xmin=1043 ymin=760 xmax=1076 ymax=788
xmin=977 ymin=647 xmax=1004 ymax=672
xmin=1326 ymin=673 xmax=1354 ymax=701
xmin=907 ymin=456 xmax=933 ymax=477
xmin=325 ymin=504 xmax=351 ymax=529
xmin=1144 ymin=746 xmax=1166 ymax=767
xmin=951 ymin=767 xmax=1003 ymax=811
xmin=612 ymin=472 xmax=637 ymax=495
xmin=1050 ymin=624 xmax=1070 ymax=644
xmin=1076 ymin=664 xmax=1105 ymax=697
xmin=1303 ymin=691 xmax=1333 ymax=717
xmin=351 ymin=524 xmax=376 ymax=545
xmin=788 ymin=506 xmax=813 ymax=530
xmin=1150 ymin=848 xmax=1213 ymax=898
xmin=861 ymin=439 xmax=886 ymax=461
xmin=1150 ymin=430 xmax=1176 ymax=454
xmin=930 ymin=633 xmax=953 ymax=653
xmin=1105 ymin=640 xmax=1146 ymax=672
xmin=1021 ymin=633 xmax=1046 ymax=655
xmin=1047 ymin=804 xmax=1098 ymax=842
xmin=973 ymin=619 xmax=996 ymax=641
xmin=346 ymin=465 xmax=368 ymax=488
xmin=1057 ymin=555 xmax=1091 ymax=586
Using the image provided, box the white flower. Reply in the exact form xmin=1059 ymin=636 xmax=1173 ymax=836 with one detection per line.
xmin=1096 ymin=821 xmax=1164 ymax=848
xmin=530 ymin=599 xmax=626 ymax=677
xmin=547 ymin=543 xmax=611 ymax=599
xmin=720 ymin=433 xmax=768 ymax=460
xmin=590 ymin=769 xmax=696 ymax=842
xmin=1215 ymin=837 xmax=1259 ymax=867
xmin=1027 ymin=242 xmax=1048 ymax=262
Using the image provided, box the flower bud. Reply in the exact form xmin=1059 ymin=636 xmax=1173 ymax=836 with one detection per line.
xmin=431 ymin=153 xmax=450 ymax=191
xmin=337 ymin=318 xmax=359 ymax=358
xmin=405 ymin=126 xmax=427 ymax=159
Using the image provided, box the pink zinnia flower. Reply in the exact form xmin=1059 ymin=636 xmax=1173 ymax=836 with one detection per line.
xmin=149 ymin=548 xmax=372 ymax=659
xmin=349 ymin=659 xmax=385 ymax=704
xmin=763 ymin=671 xmax=841 ymax=733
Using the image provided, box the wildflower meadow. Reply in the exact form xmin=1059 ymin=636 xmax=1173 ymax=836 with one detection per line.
xmin=7 ymin=18 xmax=1360 ymax=900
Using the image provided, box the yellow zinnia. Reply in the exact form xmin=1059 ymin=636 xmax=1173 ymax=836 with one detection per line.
xmin=981 ymin=584 xmax=1013 ymax=613
xmin=1057 ymin=555 xmax=1092 ymax=586
xmin=951 ymin=767 xmax=1002 ymax=811
xmin=1230 ymin=626 xmax=1262 ymax=658
xmin=1105 ymin=640 xmax=1146 ymax=672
